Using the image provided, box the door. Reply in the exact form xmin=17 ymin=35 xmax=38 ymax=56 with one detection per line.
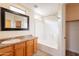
xmin=15 ymin=48 xmax=24 ymax=56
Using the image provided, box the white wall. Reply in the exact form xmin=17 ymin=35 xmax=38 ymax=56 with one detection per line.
xmin=43 ymin=16 xmax=59 ymax=49
xmin=35 ymin=19 xmax=44 ymax=43
xmin=0 ymin=3 xmax=35 ymax=39
xmin=66 ymin=21 xmax=79 ymax=53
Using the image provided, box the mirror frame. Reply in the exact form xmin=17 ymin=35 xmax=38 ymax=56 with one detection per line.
xmin=1 ymin=7 xmax=29 ymax=31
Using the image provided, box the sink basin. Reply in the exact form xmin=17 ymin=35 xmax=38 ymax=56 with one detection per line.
xmin=1 ymin=39 xmax=21 ymax=45
xmin=23 ymin=35 xmax=33 ymax=38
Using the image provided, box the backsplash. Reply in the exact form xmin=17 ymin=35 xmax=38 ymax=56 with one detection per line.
xmin=0 ymin=31 xmax=31 ymax=39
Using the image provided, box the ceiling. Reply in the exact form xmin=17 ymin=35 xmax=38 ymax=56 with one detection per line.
xmin=21 ymin=3 xmax=60 ymax=16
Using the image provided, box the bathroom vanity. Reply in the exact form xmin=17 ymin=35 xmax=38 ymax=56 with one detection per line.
xmin=0 ymin=36 xmax=37 ymax=56
xmin=0 ymin=7 xmax=37 ymax=56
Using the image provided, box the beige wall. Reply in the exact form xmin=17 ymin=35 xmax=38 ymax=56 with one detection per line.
xmin=0 ymin=3 xmax=35 ymax=39
xmin=66 ymin=3 xmax=79 ymax=21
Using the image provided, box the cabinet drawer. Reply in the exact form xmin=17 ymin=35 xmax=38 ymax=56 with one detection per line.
xmin=14 ymin=42 xmax=25 ymax=49
xmin=1 ymin=52 xmax=13 ymax=56
xmin=0 ymin=46 xmax=13 ymax=53
xmin=26 ymin=40 xmax=33 ymax=46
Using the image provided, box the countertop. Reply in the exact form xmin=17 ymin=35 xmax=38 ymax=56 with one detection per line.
xmin=0 ymin=36 xmax=37 ymax=49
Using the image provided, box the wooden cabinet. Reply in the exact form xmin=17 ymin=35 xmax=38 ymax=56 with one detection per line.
xmin=26 ymin=40 xmax=34 ymax=56
xmin=14 ymin=42 xmax=25 ymax=56
xmin=0 ymin=46 xmax=13 ymax=56
xmin=33 ymin=39 xmax=37 ymax=53
xmin=0 ymin=38 xmax=37 ymax=56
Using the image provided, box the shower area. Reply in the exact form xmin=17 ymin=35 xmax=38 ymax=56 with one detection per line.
xmin=34 ymin=15 xmax=60 ymax=55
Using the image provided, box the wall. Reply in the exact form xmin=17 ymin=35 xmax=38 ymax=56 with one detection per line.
xmin=66 ymin=4 xmax=79 ymax=53
xmin=43 ymin=16 xmax=59 ymax=49
xmin=0 ymin=3 xmax=35 ymax=39
xmin=66 ymin=3 xmax=79 ymax=21
xmin=34 ymin=18 xmax=44 ymax=44
xmin=66 ymin=21 xmax=79 ymax=53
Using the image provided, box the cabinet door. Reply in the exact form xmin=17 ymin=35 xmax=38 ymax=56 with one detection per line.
xmin=14 ymin=42 xmax=25 ymax=56
xmin=26 ymin=40 xmax=33 ymax=56
xmin=15 ymin=48 xmax=24 ymax=56
xmin=33 ymin=39 xmax=37 ymax=53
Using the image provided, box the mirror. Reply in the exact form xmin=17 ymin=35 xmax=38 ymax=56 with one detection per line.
xmin=5 ymin=12 xmax=28 ymax=29
xmin=0 ymin=7 xmax=29 ymax=31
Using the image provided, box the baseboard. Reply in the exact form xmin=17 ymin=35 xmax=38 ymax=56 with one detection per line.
xmin=38 ymin=43 xmax=58 ymax=56
xmin=38 ymin=49 xmax=52 ymax=56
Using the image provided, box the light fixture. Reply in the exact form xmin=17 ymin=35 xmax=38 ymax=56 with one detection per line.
xmin=34 ymin=5 xmax=38 ymax=8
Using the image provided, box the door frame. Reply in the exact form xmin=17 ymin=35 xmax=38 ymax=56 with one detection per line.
xmin=57 ymin=3 xmax=66 ymax=56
